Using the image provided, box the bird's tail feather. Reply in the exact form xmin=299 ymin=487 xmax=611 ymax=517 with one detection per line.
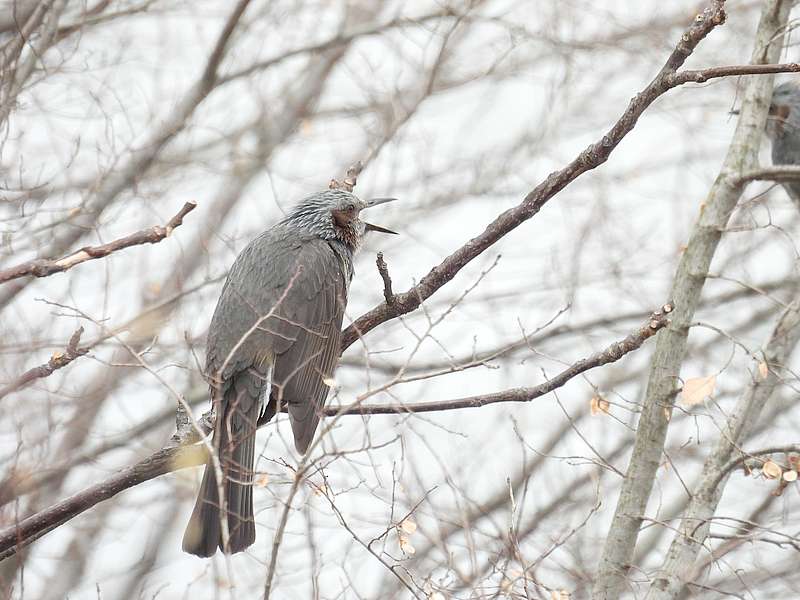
xmin=182 ymin=371 xmax=266 ymax=556
xmin=181 ymin=457 xmax=223 ymax=557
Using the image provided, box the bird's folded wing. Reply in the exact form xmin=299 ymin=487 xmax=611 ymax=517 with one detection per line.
xmin=272 ymin=240 xmax=348 ymax=453
xmin=205 ymin=233 xmax=349 ymax=452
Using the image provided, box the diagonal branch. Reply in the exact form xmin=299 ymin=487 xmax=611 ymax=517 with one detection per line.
xmin=0 ymin=327 xmax=88 ymax=401
xmin=0 ymin=202 xmax=196 ymax=284
xmin=340 ymin=5 xmax=800 ymax=351
xmin=329 ymin=303 xmax=672 ymax=415
xmin=375 ymin=252 xmax=396 ymax=307
xmin=666 ymin=61 xmax=800 ymax=85
xmin=0 ymin=441 xmax=207 ymax=562
xmin=200 ymin=0 xmax=253 ymax=86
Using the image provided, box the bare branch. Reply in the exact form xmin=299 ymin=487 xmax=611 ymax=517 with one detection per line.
xmin=0 ymin=441 xmax=207 ymax=561
xmin=593 ymin=1 xmax=793 ymax=597
xmin=328 ymin=303 xmax=672 ymax=415
xmin=0 ymin=327 xmax=88 ymax=401
xmin=200 ymin=0 xmax=253 ymax=87
xmin=0 ymin=202 xmax=196 ymax=284
xmin=375 ymin=252 xmax=396 ymax=307
xmin=737 ymin=165 xmax=800 ymax=183
xmin=217 ymin=10 xmax=459 ymax=86
xmin=341 ymin=4 xmax=800 ymax=352
xmin=329 ymin=160 xmax=364 ymax=192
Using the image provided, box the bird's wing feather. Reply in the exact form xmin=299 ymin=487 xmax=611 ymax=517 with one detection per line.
xmin=271 ymin=240 xmax=348 ymax=453
xmin=206 ymin=231 xmax=309 ymax=383
xmin=274 ymin=312 xmax=344 ymax=453
xmin=206 ymin=230 xmax=348 ymax=452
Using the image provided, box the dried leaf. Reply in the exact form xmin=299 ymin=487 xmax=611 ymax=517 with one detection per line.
xmin=757 ymin=361 xmax=769 ymax=380
xmin=51 ymin=351 xmax=64 ymax=361
xmin=763 ymin=460 xmax=782 ymax=480
xmin=255 ymin=473 xmax=269 ymax=487
xmin=680 ymin=375 xmax=716 ymax=406
xmin=429 ymin=593 xmax=446 ymax=600
xmin=322 ymin=376 xmax=337 ymax=388
xmin=783 ymin=469 xmax=797 ymax=482
xmin=590 ymin=395 xmax=610 ymax=416
xmin=400 ymin=518 xmax=417 ymax=534
xmin=399 ymin=534 xmax=415 ymax=555
xmin=551 ymin=591 xmax=571 ymax=600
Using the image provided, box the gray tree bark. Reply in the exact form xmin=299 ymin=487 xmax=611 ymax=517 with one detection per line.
xmin=591 ymin=1 xmax=793 ymax=597
xmin=646 ymin=298 xmax=800 ymax=599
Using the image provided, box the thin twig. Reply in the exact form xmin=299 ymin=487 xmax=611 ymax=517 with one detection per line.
xmin=376 ymin=252 xmax=396 ymax=306
xmin=714 ymin=444 xmax=800 ymax=492
xmin=0 ymin=327 xmax=88 ymax=400
xmin=0 ymin=443 xmax=207 ymax=562
xmin=329 ymin=160 xmax=364 ymax=192
xmin=324 ymin=302 xmax=672 ymax=415
xmin=666 ymin=61 xmax=800 ymax=85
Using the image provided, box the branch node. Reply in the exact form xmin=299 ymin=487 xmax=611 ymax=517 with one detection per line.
xmin=376 ymin=252 xmax=396 ymax=307
xmin=329 ymin=161 xmax=364 ymax=192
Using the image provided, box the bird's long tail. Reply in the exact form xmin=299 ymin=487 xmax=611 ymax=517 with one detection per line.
xmin=182 ymin=369 xmax=272 ymax=556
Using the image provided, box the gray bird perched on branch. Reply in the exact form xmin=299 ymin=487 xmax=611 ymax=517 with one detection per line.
xmin=764 ymin=81 xmax=800 ymax=209
xmin=182 ymin=189 xmax=396 ymax=557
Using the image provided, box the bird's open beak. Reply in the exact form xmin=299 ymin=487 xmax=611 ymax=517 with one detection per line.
xmin=365 ymin=197 xmax=398 ymax=208
xmin=363 ymin=197 xmax=398 ymax=235
xmin=365 ymin=222 xmax=398 ymax=234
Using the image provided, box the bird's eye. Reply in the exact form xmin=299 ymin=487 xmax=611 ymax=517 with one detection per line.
xmin=346 ymin=203 xmax=356 ymax=212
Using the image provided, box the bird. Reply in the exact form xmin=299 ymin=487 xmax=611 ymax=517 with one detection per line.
xmin=181 ymin=189 xmax=396 ymax=557
xmin=764 ymin=81 xmax=800 ymax=210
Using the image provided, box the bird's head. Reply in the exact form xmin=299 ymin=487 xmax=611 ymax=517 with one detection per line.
xmin=286 ymin=189 xmax=397 ymax=250
xmin=766 ymin=82 xmax=800 ymax=140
